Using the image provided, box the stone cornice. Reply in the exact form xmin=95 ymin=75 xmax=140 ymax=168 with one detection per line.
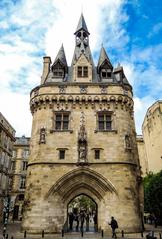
xmin=30 ymin=93 xmax=134 ymax=114
xmin=27 ymin=161 xmax=137 ymax=167
xmin=30 ymin=82 xmax=132 ymax=96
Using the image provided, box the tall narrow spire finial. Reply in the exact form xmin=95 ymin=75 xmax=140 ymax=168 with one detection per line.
xmin=74 ymin=13 xmax=89 ymax=35
xmin=81 ymin=4 xmax=83 ymax=14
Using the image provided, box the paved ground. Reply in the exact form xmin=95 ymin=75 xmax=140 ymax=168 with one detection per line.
xmin=0 ymin=223 xmax=162 ymax=239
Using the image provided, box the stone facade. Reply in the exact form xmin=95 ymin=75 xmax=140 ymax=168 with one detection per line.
xmin=136 ymin=135 xmax=148 ymax=176
xmin=142 ymin=101 xmax=162 ymax=173
xmin=22 ymin=14 xmax=142 ymax=233
xmin=0 ymin=112 xmax=15 ymax=222
xmin=10 ymin=136 xmax=30 ymax=221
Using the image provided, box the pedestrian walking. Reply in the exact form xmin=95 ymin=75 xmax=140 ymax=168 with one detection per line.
xmin=69 ymin=212 xmax=74 ymax=231
xmin=109 ymin=216 xmax=118 ymax=238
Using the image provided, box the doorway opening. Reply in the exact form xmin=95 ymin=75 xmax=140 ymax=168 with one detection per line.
xmin=67 ymin=194 xmax=98 ymax=232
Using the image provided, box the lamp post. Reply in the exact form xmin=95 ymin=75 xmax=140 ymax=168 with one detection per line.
xmin=3 ymin=194 xmax=10 ymax=238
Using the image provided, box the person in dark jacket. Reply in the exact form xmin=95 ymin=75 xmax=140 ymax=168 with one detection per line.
xmin=109 ymin=216 xmax=118 ymax=238
xmin=69 ymin=212 xmax=74 ymax=231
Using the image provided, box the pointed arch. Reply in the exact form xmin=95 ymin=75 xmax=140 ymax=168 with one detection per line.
xmin=46 ymin=167 xmax=117 ymax=202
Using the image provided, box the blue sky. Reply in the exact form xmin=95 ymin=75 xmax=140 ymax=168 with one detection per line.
xmin=0 ymin=0 xmax=162 ymax=136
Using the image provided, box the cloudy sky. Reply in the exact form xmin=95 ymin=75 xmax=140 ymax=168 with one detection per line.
xmin=0 ymin=0 xmax=162 ymax=137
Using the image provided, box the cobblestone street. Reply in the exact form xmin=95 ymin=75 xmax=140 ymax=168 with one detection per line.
xmin=0 ymin=223 xmax=162 ymax=239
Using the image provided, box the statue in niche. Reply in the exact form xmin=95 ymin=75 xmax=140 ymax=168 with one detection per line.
xmin=78 ymin=124 xmax=87 ymax=163
xmin=78 ymin=125 xmax=87 ymax=141
xmin=79 ymin=142 xmax=87 ymax=162
xmin=125 ymin=134 xmax=131 ymax=149
xmin=39 ymin=127 xmax=46 ymax=144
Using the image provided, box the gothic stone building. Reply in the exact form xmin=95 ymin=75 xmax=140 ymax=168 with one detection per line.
xmin=22 ymin=14 xmax=142 ymax=233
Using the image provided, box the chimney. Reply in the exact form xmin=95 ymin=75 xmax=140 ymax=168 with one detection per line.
xmin=41 ymin=56 xmax=51 ymax=84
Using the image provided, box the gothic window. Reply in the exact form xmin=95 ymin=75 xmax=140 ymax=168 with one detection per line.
xmin=11 ymin=160 xmax=16 ymax=171
xmin=20 ymin=177 xmax=26 ymax=189
xmin=98 ymin=112 xmax=112 ymax=131
xmin=52 ymin=62 xmax=64 ymax=78
xmin=95 ymin=150 xmax=100 ymax=159
xmin=22 ymin=161 xmax=28 ymax=171
xmin=55 ymin=113 xmax=70 ymax=130
xmin=22 ymin=149 xmax=29 ymax=158
xmin=59 ymin=150 xmax=65 ymax=160
xmin=18 ymin=194 xmax=24 ymax=201
xmin=8 ymin=176 xmax=13 ymax=190
xmin=77 ymin=66 xmax=88 ymax=77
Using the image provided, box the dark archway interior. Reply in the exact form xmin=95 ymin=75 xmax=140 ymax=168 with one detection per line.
xmin=67 ymin=194 xmax=98 ymax=233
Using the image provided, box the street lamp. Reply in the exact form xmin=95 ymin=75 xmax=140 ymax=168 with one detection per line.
xmin=3 ymin=194 xmax=10 ymax=237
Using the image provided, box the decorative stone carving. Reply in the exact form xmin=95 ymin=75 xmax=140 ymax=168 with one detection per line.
xmin=59 ymin=86 xmax=66 ymax=94
xmin=78 ymin=112 xmax=88 ymax=164
xmin=39 ymin=127 xmax=46 ymax=144
xmin=100 ymin=86 xmax=107 ymax=94
xmin=80 ymin=86 xmax=87 ymax=94
xmin=34 ymin=88 xmax=39 ymax=96
xmin=78 ymin=124 xmax=87 ymax=142
xmin=79 ymin=143 xmax=87 ymax=161
xmin=125 ymin=134 xmax=132 ymax=149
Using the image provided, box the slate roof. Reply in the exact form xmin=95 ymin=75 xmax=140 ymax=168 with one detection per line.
xmin=97 ymin=46 xmax=113 ymax=69
xmin=74 ymin=13 xmax=89 ymax=34
xmin=53 ymin=44 xmax=67 ymax=67
xmin=44 ymin=14 xmax=131 ymax=87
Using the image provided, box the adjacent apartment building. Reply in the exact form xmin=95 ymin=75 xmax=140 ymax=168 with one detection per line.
xmin=10 ymin=136 xmax=30 ymax=221
xmin=0 ymin=112 xmax=15 ymax=222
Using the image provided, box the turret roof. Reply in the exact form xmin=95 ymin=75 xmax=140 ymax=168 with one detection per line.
xmin=97 ymin=46 xmax=113 ymax=69
xmin=75 ymin=13 xmax=89 ymax=34
xmin=53 ymin=44 xmax=67 ymax=67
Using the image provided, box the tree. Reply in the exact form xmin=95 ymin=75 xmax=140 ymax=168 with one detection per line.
xmin=69 ymin=195 xmax=96 ymax=213
xmin=143 ymin=170 xmax=162 ymax=225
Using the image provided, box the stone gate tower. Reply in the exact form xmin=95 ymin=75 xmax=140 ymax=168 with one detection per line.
xmin=22 ymin=14 xmax=142 ymax=233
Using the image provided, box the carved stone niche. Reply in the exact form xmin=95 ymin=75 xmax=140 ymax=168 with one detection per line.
xmin=39 ymin=127 xmax=46 ymax=144
xmin=77 ymin=125 xmax=88 ymax=166
xmin=80 ymin=85 xmax=87 ymax=94
xmin=125 ymin=134 xmax=132 ymax=151
xmin=59 ymin=85 xmax=66 ymax=94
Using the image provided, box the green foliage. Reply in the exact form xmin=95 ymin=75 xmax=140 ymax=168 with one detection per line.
xmin=143 ymin=170 xmax=162 ymax=223
xmin=69 ymin=195 xmax=96 ymax=212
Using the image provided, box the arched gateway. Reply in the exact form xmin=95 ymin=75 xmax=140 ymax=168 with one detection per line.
xmin=45 ymin=168 xmax=117 ymax=232
xmin=22 ymin=14 xmax=143 ymax=234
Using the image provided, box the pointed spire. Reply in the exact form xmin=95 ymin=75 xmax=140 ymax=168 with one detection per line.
xmin=97 ymin=46 xmax=113 ymax=69
xmin=75 ymin=13 xmax=89 ymax=34
xmin=113 ymin=65 xmax=130 ymax=85
xmin=53 ymin=44 xmax=67 ymax=67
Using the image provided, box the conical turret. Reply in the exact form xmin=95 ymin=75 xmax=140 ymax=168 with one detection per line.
xmin=74 ymin=13 xmax=89 ymax=35
xmin=53 ymin=44 xmax=67 ymax=68
xmin=97 ymin=46 xmax=113 ymax=71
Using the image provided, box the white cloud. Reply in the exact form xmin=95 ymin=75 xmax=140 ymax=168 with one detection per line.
xmin=148 ymin=22 xmax=162 ymax=38
xmin=0 ymin=91 xmax=32 ymax=137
